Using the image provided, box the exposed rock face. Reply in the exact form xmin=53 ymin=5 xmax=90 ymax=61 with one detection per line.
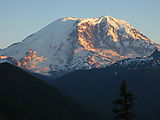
xmin=0 ymin=16 xmax=159 ymax=75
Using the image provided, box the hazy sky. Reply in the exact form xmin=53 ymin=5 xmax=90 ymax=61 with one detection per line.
xmin=0 ymin=0 xmax=160 ymax=48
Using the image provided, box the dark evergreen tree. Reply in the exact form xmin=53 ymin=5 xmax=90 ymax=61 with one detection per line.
xmin=113 ymin=80 xmax=137 ymax=120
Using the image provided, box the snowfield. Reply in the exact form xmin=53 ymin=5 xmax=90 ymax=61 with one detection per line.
xmin=0 ymin=16 xmax=159 ymax=75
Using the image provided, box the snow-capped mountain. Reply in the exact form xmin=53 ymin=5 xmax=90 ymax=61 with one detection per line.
xmin=0 ymin=16 xmax=159 ymax=75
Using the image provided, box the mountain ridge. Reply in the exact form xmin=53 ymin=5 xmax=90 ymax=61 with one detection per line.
xmin=53 ymin=49 xmax=160 ymax=120
xmin=0 ymin=62 xmax=100 ymax=120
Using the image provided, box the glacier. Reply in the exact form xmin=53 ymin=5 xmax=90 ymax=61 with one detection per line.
xmin=0 ymin=16 xmax=159 ymax=76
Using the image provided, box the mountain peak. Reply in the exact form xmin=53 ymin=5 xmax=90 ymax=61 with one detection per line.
xmin=0 ymin=16 xmax=159 ymax=76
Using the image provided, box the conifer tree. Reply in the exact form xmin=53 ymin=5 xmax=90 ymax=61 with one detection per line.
xmin=113 ymin=80 xmax=137 ymax=120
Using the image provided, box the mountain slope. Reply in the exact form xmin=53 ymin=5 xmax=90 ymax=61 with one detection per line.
xmin=0 ymin=63 xmax=100 ymax=120
xmin=53 ymin=50 xmax=160 ymax=120
xmin=0 ymin=16 xmax=159 ymax=76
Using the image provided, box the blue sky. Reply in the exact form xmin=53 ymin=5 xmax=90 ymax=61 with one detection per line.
xmin=0 ymin=0 xmax=160 ymax=48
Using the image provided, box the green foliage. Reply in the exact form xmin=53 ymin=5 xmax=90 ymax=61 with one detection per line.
xmin=113 ymin=80 xmax=137 ymax=120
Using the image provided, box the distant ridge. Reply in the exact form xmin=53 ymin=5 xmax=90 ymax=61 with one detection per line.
xmin=53 ymin=50 xmax=160 ymax=120
xmin=151 ymin=48 xmax=160 ymax=59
